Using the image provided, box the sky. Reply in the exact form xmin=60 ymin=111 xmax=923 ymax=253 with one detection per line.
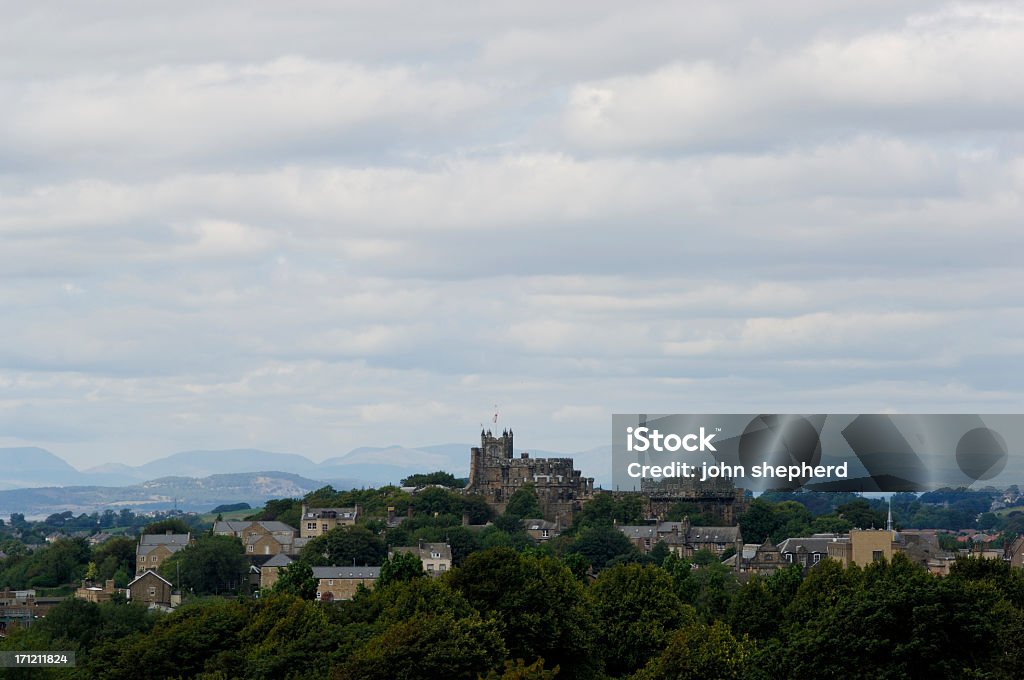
xmin=1 ymin=1 xmax=1022 ymax=470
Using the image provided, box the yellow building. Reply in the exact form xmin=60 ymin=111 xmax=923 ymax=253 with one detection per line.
xmin=827 ymin=529 xmax=900 ymax=567
xmin=299 ymin=505 xmax=359 ymax=538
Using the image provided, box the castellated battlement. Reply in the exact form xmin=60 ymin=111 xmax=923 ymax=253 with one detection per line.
xmin=465 ymin=429 xmax=594 ymax=529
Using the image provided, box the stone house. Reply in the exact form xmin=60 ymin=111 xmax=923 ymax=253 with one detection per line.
xmin=128 ymin=570 xmax=173 ymax=608
xmin=136 ymin=532 xmax=192 ymax=575
xmin=312 ymin=566 xmax=380 ymax=601
xmin=389 ymin=542 xmax=453 ymax=577
xmin=299 ymin=505 xmax=359 ymax=538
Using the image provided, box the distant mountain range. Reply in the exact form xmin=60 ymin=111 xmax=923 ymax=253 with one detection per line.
xmin=0 ymin=442 xmax=612 ymax=518
xmin=0 ymin=472 xmax=330 ymax=519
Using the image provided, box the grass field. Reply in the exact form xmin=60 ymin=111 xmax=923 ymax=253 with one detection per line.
xmin=995 ymin=505 xmax=1024 ymax=518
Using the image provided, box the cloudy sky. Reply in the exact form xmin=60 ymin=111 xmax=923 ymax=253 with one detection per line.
xmin=1 ymin=1 xmax=1022 ymax=470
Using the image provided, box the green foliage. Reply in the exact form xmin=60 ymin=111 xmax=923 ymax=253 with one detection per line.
xmin=273 ymin=559 xmax=318 ymax=600
xmin=335 ymin=612 xmax=507 ymax=680
xmin=211 ymin=502 xmax=251 ymax=514
xmin=142 ymin=518 xmax=191 ymax=535
xmin=572 ymin=493 xmax=645 ymax=530
xmin=481 ymin=658 xmax=560 ymax=680
xmin=505 ymin=484 xmax=542 ymax=520
xmin=446 ymin=548 xmax=602 ymax=679
xmin=247 ymin=498 xmax=302 ymax=528
xmin=592 ymin=563 xmax=696 ymax=676
xmin=636 ymin=620 xmax=755 ymax=680
xmin=401 ymin=471 xmax=463 ymax=488
xmin=160 ymin=534 xmax=248 ymax=595
xmin=379 ymin=550 xmax=426 ymax=588
xmin=666 ymin=500 xmax=726 ymax=526
xmin=567 ymin=525 xmax=640 ymax=570
xmin=302 ymin=525 xmax=387 ymax=567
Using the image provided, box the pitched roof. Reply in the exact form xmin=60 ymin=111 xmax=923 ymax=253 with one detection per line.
xmin=127 ymin=569 xmax=173 ymax=588
xmin=390 ymin=543 xmax=452 ymax=561
xmin=263 ymin=553 xmax=294 ymax=568
xmin=215 ymin=520 xmax=297 ymax=534
xmin=522 ymin=519 xmax=558 ymax=531
xmin=139 ymin=533 xmax=190 ymax=546
xmin=616 ymin=525 xmax=659 ymax=540
xmin=686 ymin=527 xmax=740 ymax=543
xmin=311 ymin=566 xmax=380 ymax=580
xmin=777 ymin=536 xmax=849 ymax=555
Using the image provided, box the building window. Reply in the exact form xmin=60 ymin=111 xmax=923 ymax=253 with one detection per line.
xmin=813 ymin=554 xmax=821 ymax=563
xmin=439 ymin=564 xmax=446 ymax=572
xmin=148 ymin=587 xmax=156 ymax=597
xmin=541 ymin=529 xmax=549 ymax=538
xmin=321 ymin=524 xmax=328 ymax=533
xmin=328 ymin=580 xmax=334 ymax=586
xmin=307 ymin=523 xmax=316 ymax=530
xmin=872 ymin=550 xmax=884 ymax=562
xmin=785 ymin=554 xmax=793 ymax=563
xmin=248 ymin=545 xmax=254 ymax=552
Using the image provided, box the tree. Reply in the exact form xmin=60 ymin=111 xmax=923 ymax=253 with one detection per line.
xmin=836 ymin=499 xmax=886 ymax=530
xmin=635 ymin=620 xmax=754 ymax=680
xmin=92 ymin=536 xmax=137 ymax=582
xmin=446 ymin=548 xmax=602 ymax=679
xmin=273 ymin=560 xmax=318 ymax=600
xmin=505 ymin=484 xmax=542 ymax=519
xmin=592 ymin=563 xmax=696 ymax=676
xmin=738 ymin=499 xmax=778 ymax=544
xmin=143 ymin=518 xmax=190 ymax=535
xmin=336 ymin=612 xmax=507 ymax=680
xmin=401 ymin=471 xmax=462 ymax=488
xmin=160 ymin=535 xmax=247 ymax=595
xmin=301 ymin=525 xmax=387 ymax=567
xmin=379 ymin=550 xmax=426 ymax=588
xmin=567 ymin=525 xmax=640 ymax=570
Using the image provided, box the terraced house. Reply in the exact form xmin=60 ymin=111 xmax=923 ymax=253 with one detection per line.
xmin=135 ymin=532 xmax=192 ymax=575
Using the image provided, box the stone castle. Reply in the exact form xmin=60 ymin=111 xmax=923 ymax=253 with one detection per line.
xmin=465 ymin=429 xmax=747 ymax=528
xmin=465 ymin=429 xmax=594 ymax=528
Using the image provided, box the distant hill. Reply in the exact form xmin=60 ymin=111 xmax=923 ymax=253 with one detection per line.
xmin=0 ymin=440 xmax=612 ymax=500
xmin=0 ymin=447 xmax=86 ymax=489
xmin=0 ymin=471 xmax=333 ymax=519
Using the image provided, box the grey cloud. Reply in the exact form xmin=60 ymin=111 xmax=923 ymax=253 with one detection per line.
xmin=0 ymin=1 xmax=1021 ymax=465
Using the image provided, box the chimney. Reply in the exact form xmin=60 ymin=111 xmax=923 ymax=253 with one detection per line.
xmin=105 ymin=579 xmax=115 ymax=594
xmin=387 ymin=507 xmax=395 ymax=524
xmin=462 ymin=511 xmax=470 ymax=526
xmin=407 ymin=506 xmax=414 ymax=519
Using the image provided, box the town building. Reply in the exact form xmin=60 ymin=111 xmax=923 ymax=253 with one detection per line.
xmin=299 ymin=505 xmax=359 ymax=538
xmin=616 ymin=518 xmax=742 ymax=558
xmin=465 ymin=429 xmax=594 ymax=528
xmin=214 ymin=519 xmax=302 ymax=556
xmin=638 ymin=476 xmax=750 ymax=526
xmin=778 ymin=535 xmax=849 ymax=569
xmin=522 ymin=518 xmax=560 ymax=542
xmin=389 ymin=542 xmax=453 ymax=577
xmin=74 ymin=579 xmax=119 ymax=603
xmin=1006 ymin=535 xmax=1024 ymax=568
xmin=136 ymin=532 xmax=192 ymax=575
xmin=258 ymin=553 xmax=294 ymax=590
xmin=312 ymin=566 xmax=380 ymax=601
xmin=128 ymin=570 xmax=174 ymax=608
xmin=728 ymin=539 xmax=785 ymax=576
